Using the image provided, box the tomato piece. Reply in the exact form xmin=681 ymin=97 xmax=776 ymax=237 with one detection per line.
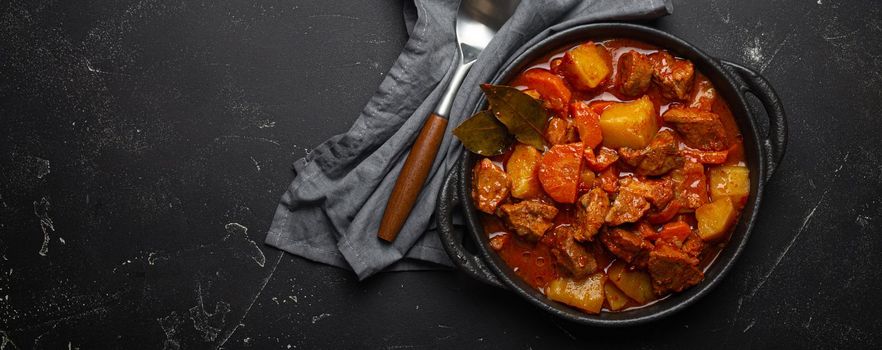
xmin=658 ymin=221 xmax=692 ymax=242
xmin=570 ymin=101 xmax=603 ymax=148
xmin=647 ymin=200 xmax=682 ymax=224
xmin=516 ymin=68 xmax=572 ymax=111
xmin=588 ymin=100 xmax=616 ymax=115
xmin=598 ymin=164 xmax=619 ymax=193
xmin=538 ymin=143 xmax=583 ymax=203
xmin=683 ymin=148 xmax=729 ymax=164
xmin=586 ymin=147 xmax=619 ymax=172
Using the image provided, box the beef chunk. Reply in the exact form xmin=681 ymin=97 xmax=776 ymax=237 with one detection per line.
xmin=472 ymin=158 xmax=511 ymax=214
xmin=688 ymin=78 xmax=716 ymax=111
xmin=648 ymin=51 xmax=695 ymax=101
xmin=619 ymin=129 xmax=684 ymax=176
xmin=605 ymin=190 xmax=650 ymax=226
xmin=498 ymin=199 xmax=558 ymax=240
xmin=550 ymin=226 xmax=598 ymax=278
xmin=681 ymin=232 xmax=706 ymax=259
xmin=663 ymin=107 xmax=729 ymax=151
xmin=600 ymin=227 xmax=652 ymax=268
xmin=585 ymin=147 xmax=619 ymax=172
xmin=573 ymin=187 xmax=609 ymax=242
xmin=647 ymin=242 xmax=704 ymax=295
xmin=618 ymin=51 xmax=653 ymax=97
xmin=619 ymin=177 xmax=674 ymax=209
xmin=489 ymin=232 xmax=510 ymax=251
xmin=546 ymin=117 xmax=578 ymax=146
xmin=670 ymin=159 xmax=708 ymax=210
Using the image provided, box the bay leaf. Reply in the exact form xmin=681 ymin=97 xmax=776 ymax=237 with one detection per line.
xmin=481 ymin=84 xmax=549 ymax=150
xmin=453 ymin=110 xmax=513 ymax=156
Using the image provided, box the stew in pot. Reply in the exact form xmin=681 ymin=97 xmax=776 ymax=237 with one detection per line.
xmin=454 ymin=39 xmax=749 ymax=314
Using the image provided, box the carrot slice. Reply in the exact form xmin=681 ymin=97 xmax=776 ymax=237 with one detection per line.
xmin=683 ymin=148 xmax=729 ymax=164
xmin=516 ymin=68 xmax=572 ymax=112
xmin=538 ymin=143 xmax=583 ymax=203
xmin=586 ymin=147 xmax=618 ymax=172
xmin=647 ymin=200 xmax=682 ymax=224
xmin=588 ymin=100 xmax=616 ymax=115
xmin=658 ymin=221 xmax=692 ymax=242
xmin=571 ymin=101 xmax=603 ymax=148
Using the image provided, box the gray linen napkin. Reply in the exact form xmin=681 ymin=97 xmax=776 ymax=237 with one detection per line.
xmin=266 ymin=0 xmax=673 ymax=279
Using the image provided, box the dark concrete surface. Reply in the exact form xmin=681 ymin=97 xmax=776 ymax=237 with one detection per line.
xmin=1 ymin=0 xmax=880 ymax=348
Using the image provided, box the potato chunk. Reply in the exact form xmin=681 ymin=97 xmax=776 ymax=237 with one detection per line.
xmin=607 ymin=260 xmax=655 ymax=304
xmin=546 ymin=274 xmax=606 ymax=314
xmin=695 ymin=196 xmax=737 ymax=241
xmin=560 ymin=42 xmax=611 ymax=90
xmin=604 ymin=281 xmax=631 ymax=311
xmin=599 ymin=95 xmax=658 ymax=149
xmin=709 ymin=165 xmax=750 ymax=202
xmin=507 ymin=145 xmax=543 ymax=199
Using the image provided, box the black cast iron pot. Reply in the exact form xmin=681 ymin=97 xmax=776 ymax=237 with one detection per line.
xmin=436 ymin=23 xmax=787 ymax=326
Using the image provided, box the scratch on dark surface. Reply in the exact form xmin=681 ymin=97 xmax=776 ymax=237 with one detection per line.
xmin=749 ymin=194 xmax=822 ymax=297
xmin=742 ymin=320 xmax=756 ymax=333
xmin=855 ymin=215 xmax=871 ymax=232
xmin=32 ymin=324 xmax=57 ymax=348
xmin=83 ymin=58 xmax=130 ymax=77
xmin=158 ymin=311 xmax=184 ymax=350
xmin=0 ymin=330 xmax=19 ymax=350
xmin=223 ymin=223 xmax=266 ymax=267
xmin=249 ymin=156 xmax=261 ymax=172
xmin=759 ymin=32 xmax=793 ymax=73
xmin=550 ymin=319 xmax=577 ymax=341
xmin=26 ymin=156 xmax=50 ymax=179
xmin=749 ymin=153 xmax=849 ymax=298
xmin=14 ymin=305 xmax=109 ymax=334
xmin=710 ymin=0 xmax=731 ymax=23
xmin=383 ymin=345 xmax=416 ymax=350
xmin=215 ymin=252 xmax=284 ymax=349
xmin=730 ymin=296 xmax=744 ymax=327
xmin=311 ymin=313 xmax=332 ymax=324
xmin=33 ymin=197 xmax=55 ymax=256
xmin=823 ymin=29 xmax=860 ymax=41
xmin=189 ymin=282 xmax=231 ymax=342
xmin=214 ymin=135 xmax=281 ymax=147
xmin=308 ymin=14 xmax=359 ymax=20
xmin=147 ymin=252 xmax=167 ymax=265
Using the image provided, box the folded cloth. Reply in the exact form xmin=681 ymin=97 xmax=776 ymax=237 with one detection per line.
xmin=266 ymin=0 xmax=673 ymax=280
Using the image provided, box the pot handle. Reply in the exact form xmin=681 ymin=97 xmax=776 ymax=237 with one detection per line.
xmin=720 ymin=60 xmax=788 ymax=182
xmin=436 ymin=166 xmax=503 ymax=288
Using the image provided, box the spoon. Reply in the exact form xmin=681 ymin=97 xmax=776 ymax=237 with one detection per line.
xmin=378 ymin=0 xmax=521 ymax=242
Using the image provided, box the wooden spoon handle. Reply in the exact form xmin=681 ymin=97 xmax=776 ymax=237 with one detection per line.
xmin=378 ymin=113 xmax=448 ymax=242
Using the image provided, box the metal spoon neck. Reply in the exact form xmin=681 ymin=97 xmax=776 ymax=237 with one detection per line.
xmin=434 ymin=53 xmax=476 ymax=118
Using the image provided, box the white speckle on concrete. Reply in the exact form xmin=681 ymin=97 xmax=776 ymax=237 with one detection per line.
xmin=311 ymin=313 xmax=331 ymax=324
